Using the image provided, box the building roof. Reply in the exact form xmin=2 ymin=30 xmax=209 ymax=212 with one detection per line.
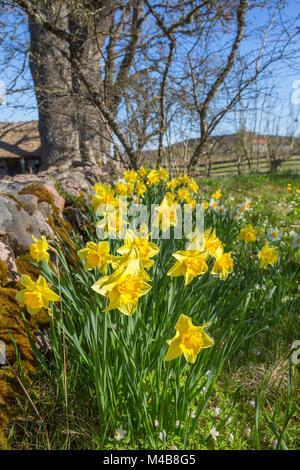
xmin=252 ymin=139 xmax=266 ymax=145
xmin=0 ymin=121 xmax=41 ymax=159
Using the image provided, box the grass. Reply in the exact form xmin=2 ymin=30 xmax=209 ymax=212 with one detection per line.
xmin=4 ymin=170 xmax=300 ymax=451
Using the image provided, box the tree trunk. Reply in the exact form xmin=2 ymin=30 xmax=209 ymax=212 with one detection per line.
xmin=28 ymin=2 xmax=80 ymax=169
xmin=69 ymin=6 xmax=114 ymax=164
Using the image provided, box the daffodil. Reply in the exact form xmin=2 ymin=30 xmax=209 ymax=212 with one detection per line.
xmin=211 ymin=252 xmax=234 ymax=280
xmin=212 ymin=189 xmax=222 ymax=200
xmin=188 ymin=179 xmax=198 ymax=193
xmin=159 ymin=168 xmax=169 ymax=181
xmin=166 ymin=179 xmax=178 ymax=191
xmin=147 ymin=169 xmax=160 ymax=185
xmin=16 ymin=274 xmax=60 ymax=315
xmin=258 ymin=243 xmax=279 ymax=269
xmin=30 ymin=235 xmax=50 ymax=263
xmin=186 ymin=228 xmax=204 ymax=251
xmin=77 ymin=241 xmax=112 ymax=273
xmin=92 ymin=258 xmax=151 ymax=316
xmin=84 ymin=188 xmax=96 ymax=206
xmin=209 ymin=198 xmax=218 ymax=210
xmin=237 ymin=224 xmax=257 ymax=243
xmin=204 ymin=228 xmax=224 ymax=258
xmin=153 ymin=197 xmax=179 ymax=233
xmin=292 ymin=234 xmax=300 ymax=249
xmin=216 ymin=205 xmax=226 ymax=215
xmin=164 ymin=314 xmax=214 ymax=363
xmin=96 ymin=207 xmax=128 ymax=238
xmin=177 ymin=187 xmax=189 ymax=201
xmin=136 ymin=182 xmax=147 ymax=197
xmin=138 ymin=166 xmax=147 ymax=178
xmin=116 ymin=229 xmax=159 ymax=269
xmin=124 ymin=169 xmax=137 ymax=183
xmin=267 ymin=227 xmax=282 ymax=241
xmin=167 ymin=249 xmax=209 ymax=285
xmin=115 ymin=180 xmax=128 ymax=196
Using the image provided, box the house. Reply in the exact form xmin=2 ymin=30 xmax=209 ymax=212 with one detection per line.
xmin=252 ymin=138 xmax=267 ymax=154
xmin=0 ymin=121 xmax=41 ymax=177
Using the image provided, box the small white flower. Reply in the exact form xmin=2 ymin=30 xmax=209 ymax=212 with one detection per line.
xmin=210 ymin=427 xmax=219 ymax=440
xmin=205 ymin=370 xmax=211 ymax=376
xmin=268 ymin=227 xmax=282 ymax=242
xmin=292 ymin=234 xmax=300 ymax=249
xmin=209 ymin=198 xmax=218 ymax=210
xmin=111 ymin=323 xmax=117 ymax=331
xmin=114 ymin=425 xmax=126 ymax=441
xmin=217 ymin=205 xmax=226 ymax=216
xmin=228 ymin=433 xmax=234 ymax=442
xmin=225 ymin=416 xmax=232 ymax=425
xmin=249 ymin=400 xmax=255 ymax=407
xmin=191 ymin=410 xmax=196 ymax=418
xmin=214 ymin=407 xmax=220 ymax=416
xmin=154 ymin=419 xmax=159 ymax=427
xmin=158 ymin=430 xmax=167 ymax=441
xmin=175 ymin=420 xmax=180 ymax=428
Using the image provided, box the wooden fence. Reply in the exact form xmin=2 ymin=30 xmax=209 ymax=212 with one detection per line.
xmin=168 ymin=154 xmax=300 ymax=178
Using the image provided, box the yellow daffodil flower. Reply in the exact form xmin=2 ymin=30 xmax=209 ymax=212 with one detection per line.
xmin=211 ymin=252 xmax=234 ymax=280
xmin=167 ymin=250 xmax=209 ymax=286
xmin=212 ymin=189 xmax=222 ymax=200
xmin=177 ymin=188 xmax=189 ymax=201
xmin=116 ymin=229 xmax=159 ymax=269
xmin=136 ymin=182 xmax=147 ymax=197
xmin=164 ymin=314 xmax=214 ymax=363
xmin=154 ymin=197 xmax=179 ymax=233
xmin=16 ymin=274 xmax=60 ymax=315
xmin=115 ymin=181 xmax=128 ymax=196
xmin=258 ymin=243 xmax=279 ymax=269
xmin=30 ymin=235 xmax=50 ymax=263
xmin=124 ymin=170 xmax=137 ymax=183
xmin=166 ymin=179 xmax=178 ymax=191
xmin=147 ymin=169 xmax=160 ymax=185
xmin=159 ymin=168 xmax=169 ymax=181
xmin=186 ymin=228 xmax=204 ymax=251
xmin=204 ymin=228 xmax=224 ymax=258
xmin=138 ymin=166 xmax=148 ymax=178
xmin=92 ymin=259 xmax=151 ymax=316
xmin=77 ymin=241 xmax=112 ymax=273
xmin=96 ymin=206 xmax=128 ymax=238
xmin=237 ymin=224 xmax=257 ymax=243
xmin=188 ymin=179 xmax=199 ymax=193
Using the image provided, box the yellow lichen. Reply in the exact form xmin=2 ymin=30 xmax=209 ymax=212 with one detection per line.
xmin=0 ymin=287 xmax=37 ymax=445
xmin=0 ymin=259 xmax=8 ymax=287
xmin=16 ymin=254 xmax=41 ymax=282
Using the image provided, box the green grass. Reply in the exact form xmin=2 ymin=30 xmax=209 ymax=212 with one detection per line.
xmin=6 ymin=171 xmax=300 ymax=451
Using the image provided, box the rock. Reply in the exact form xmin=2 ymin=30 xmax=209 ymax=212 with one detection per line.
xmin=17 ymin=194 xmax=38 ymax=215
xmin=38 ymin=201 xmax=52 ymax=218
xmin=0 ymin=195 xmax=53 ymax=255
xmin=43 ymin=183 xmax=65 ymax=213
xmin=0 ymin=239 xmax=17 ymax=282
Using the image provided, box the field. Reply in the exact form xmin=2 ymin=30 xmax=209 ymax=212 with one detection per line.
xmin=3 ymin=170 xmax=300 ymax=451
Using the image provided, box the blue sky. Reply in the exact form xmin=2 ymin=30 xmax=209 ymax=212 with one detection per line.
xmin=0 ymin=1 xmax=299 ymax=139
